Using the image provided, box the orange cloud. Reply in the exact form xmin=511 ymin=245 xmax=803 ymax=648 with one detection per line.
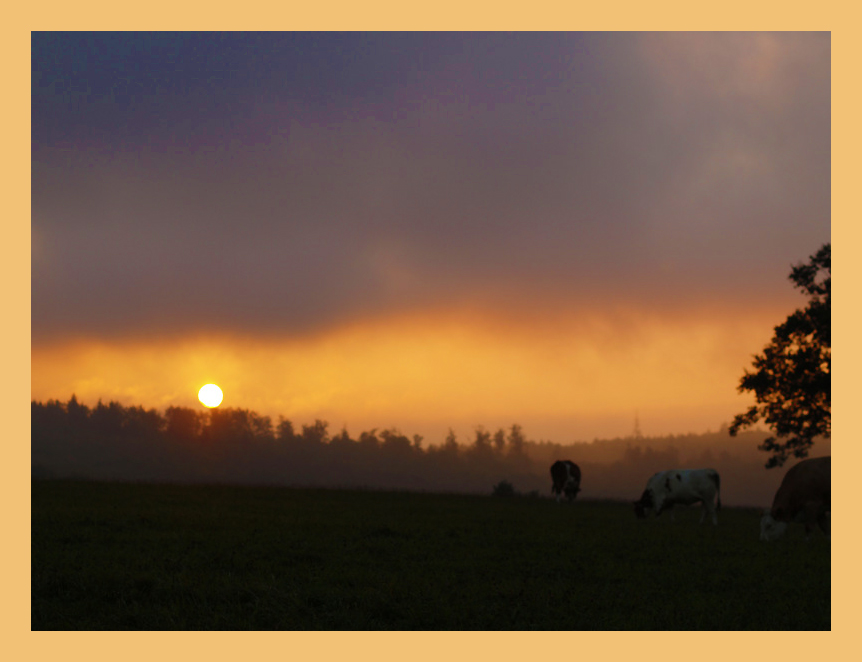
xmin=31 ymin=305 xmax=789 ymax=443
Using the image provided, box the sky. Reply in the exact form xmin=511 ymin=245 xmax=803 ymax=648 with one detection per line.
xmin=30 ymin=31 xmax=831 ymax=444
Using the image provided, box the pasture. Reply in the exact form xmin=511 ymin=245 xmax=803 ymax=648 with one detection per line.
xmin=31 ymin=480 xmax=830 ymax=630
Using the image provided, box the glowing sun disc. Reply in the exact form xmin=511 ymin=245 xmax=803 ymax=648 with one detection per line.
xmin=198 ymin=384 xmax=224 ymax=408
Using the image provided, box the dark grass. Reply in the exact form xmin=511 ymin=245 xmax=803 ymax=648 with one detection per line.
xmin=31 ymin=480 xmax=830 ymax=630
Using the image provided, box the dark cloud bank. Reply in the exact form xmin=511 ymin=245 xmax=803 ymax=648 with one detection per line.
xmin=32 ymin=32 xmax=830 ymax=343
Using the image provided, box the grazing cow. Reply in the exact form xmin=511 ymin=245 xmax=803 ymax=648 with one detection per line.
xmin=760 ymin=456 xmax=830 ymax=542
xmin=550 ymin=460 xmax=581 ymax=503
xmin=633 ymin=468 xmax=721 ymax=525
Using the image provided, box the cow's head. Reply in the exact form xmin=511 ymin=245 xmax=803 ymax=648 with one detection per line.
xmin=633 ymin=489 xmax=653 ymax=519
xmin=760 ymin=509 xmax=788 ymax=541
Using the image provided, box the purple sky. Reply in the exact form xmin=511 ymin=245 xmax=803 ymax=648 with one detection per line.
xmin=32 ymin=32 xmax=830 ymax=343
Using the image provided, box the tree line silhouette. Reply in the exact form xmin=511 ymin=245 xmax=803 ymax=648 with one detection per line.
xmin=31 ymin=396 xmax=830 ymax=506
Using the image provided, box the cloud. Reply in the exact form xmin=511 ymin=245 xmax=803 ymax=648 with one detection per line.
xmin=31 ymin=304 xmax=792 ymax=443
xmin=31 ymin=33 xmax=830 ymax=345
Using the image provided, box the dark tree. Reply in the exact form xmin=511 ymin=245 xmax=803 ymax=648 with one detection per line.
xmin=729 ymin=243 xmax=830 ymax=467
xmin=276 ymin=417 xmax=297 ymax=443
xmin=507 ymin=423 xmax=526 ymax=458
xmin=330 ymin=426 xmax=354 ymax=448
xmin=470 ymin=426 xmax=492 ymax=455
xmin=442 ymin=428 xmax=460 ymax=454
xmin=380 ymin=428 xmax=413 ymax=456
xmin=249 ymin=412 xmax=274 ymax=442
xmin=122 ymin=405 xmax=165 ymax=438
xmin=165 ymin=406 xmax=204 ymax=442
xmin=205 ymin=408 xmax=256 ymax=445
xmin=66 ymin=394 xmax=90 ymax=430
xmin=358 ymin=428 xmax=380 ymax=450
xmin=301 ymin=419 xmax=330 ymax=445
xmin=492 ymin=428 xmax=506 ymax=453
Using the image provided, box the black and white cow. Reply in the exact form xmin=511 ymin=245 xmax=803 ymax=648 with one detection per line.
xmin=550 ymin=460 xmax=581 ymax=503
xmin=760 ymin=456 xmax=830 ymax=542
xmin=633 ymin=468 xmax=721 ymax=525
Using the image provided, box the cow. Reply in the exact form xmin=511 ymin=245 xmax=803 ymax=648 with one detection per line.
xmin=760 ymin=456 xmax=830 ymax=542
xmin=550 ymin=460 xmax=581 ymax=503
xmin=633 ymin=468 xmax=721 ymax=525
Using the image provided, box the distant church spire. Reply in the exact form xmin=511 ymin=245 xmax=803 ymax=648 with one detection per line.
xmin=633 ymin=410 xmax=642 ymax=438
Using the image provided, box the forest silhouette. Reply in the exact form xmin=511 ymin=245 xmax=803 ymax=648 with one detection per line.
xmin=31 ymin=396 xmax=830 ymax=507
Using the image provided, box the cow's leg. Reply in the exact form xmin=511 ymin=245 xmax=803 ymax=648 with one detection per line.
xmin=701 ymin=501 xmax=717 ymax=525
xmin=802 ymin=502 xmax=821 ymax=540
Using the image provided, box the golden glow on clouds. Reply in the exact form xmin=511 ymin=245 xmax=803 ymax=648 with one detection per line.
xmin=30 ymin=307 xmax=785 ymax=442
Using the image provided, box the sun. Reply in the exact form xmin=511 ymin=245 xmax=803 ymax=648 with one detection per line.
xmin=198 ymin=383 xmax=224 ymax=408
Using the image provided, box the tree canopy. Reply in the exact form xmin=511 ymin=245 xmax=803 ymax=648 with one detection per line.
xmin=729 ymin=243 xmax=831 ymax=467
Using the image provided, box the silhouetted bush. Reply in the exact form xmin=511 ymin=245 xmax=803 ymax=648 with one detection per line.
xmin=492 ymin=480 xmax=516 ymax=497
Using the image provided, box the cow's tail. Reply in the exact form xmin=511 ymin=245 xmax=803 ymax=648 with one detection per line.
xmin=710 ymin=470 xmax=721 ymax=511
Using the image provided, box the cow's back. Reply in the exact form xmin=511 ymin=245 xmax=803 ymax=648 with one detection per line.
xmin=773 ymin=456 xmax=831 ymax=517
xmin=690 ymin=468 xmax=720 ymax=497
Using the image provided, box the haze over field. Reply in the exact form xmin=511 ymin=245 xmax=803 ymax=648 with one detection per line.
xmin=33 ymin=395 xmax=830 ymax=506
xmin=31 ymin=32 xmax=830 ymax=444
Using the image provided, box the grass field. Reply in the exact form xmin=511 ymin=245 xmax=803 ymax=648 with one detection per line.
xmin=31 ymin=480 xmax=830 ymax=630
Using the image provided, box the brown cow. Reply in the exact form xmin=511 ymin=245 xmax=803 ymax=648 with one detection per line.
xmin=760 ymin=456 xmax=830 ymax=541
